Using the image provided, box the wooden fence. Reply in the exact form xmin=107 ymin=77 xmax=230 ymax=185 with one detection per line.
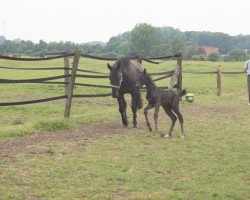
xmin=182 ymin=65 xmax=244 ymax=96
xmin=0 ymin=50 xmax=182 ymax=118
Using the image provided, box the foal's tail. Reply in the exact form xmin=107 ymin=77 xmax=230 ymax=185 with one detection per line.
xmin=178 ymin=89 xmax=187 ymax=97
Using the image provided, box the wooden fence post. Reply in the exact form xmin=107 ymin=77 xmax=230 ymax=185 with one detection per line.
xmin=169 ymin=64 xmax=180 ymax=90
xmin=217 ymin=65 xmax=222 ymax=96
xmin=176 ymin=52 xmax=183 ymax=100
xmin=168 ymin=52 xmax=182 ymax=92
xmin=63 ymin=57 xmax=70 ymax=95
xmin=64 ymin=50 xmax=81 ymax=118
xmin=137 ymin=53 xmax=143 ymax=64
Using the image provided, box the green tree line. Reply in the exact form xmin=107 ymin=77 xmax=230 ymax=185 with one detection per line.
xmin=1 ymin=23 xmax=250 ymax=61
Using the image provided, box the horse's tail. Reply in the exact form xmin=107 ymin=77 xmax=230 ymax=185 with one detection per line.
xmin=178 ymin=89 xmax=187 ymax=97
xmin=136 ymin=89 xmax=143 ymax=110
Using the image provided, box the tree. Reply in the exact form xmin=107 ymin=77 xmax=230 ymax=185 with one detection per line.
xmin=157 ymin=27 xmax=183 ymax=44
xmin=103 ymin=32 xmax=131 ymax=56
xmin=1 ymin=25 xmax=250 ymax=58
xmin=183 ymin=46 xmax=197 ymax=59
xmin=227 ymin=49 xmax=247 ymax=61
xmin=130 ymin=23 xmax=160 ymax=56
xmin=169 ymin=38 xmax=185 ymax=55
xmin=0 ymin=35 xmax=6 ymax=44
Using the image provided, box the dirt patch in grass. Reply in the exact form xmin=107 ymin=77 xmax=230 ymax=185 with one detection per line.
xmin=182 ymin=104 xmax=239 ymax=119
xmin=0 ymin=120 xmax=127 ymax=158
xmin=0 ymin=104 xmax=236 ymax=159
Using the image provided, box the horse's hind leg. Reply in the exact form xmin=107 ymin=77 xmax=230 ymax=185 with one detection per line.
xmin=162 ymin=106 xmax=177 ymax=138
xmin=131 ymin=89 xmax=141 ymax=128
xmin=144 ymin=103 xmax=154 ymax=131
xmin=172 ymin=106 xmax=185 ymax=138
xmin=117 ymin=95 xmax=128 ymax=126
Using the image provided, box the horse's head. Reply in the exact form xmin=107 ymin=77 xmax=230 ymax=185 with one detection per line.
xmin=107 ymin=63 xmax=123 ymax=98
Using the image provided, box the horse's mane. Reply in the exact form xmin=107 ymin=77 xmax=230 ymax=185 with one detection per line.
xmin=116 ymin=57 xmax=131 ymax=68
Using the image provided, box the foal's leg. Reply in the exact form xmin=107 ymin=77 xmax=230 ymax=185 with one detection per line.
xmin=117 ymin=95 xmax=128 ymax=126
xmin=154 ymin=104 xmax=160 ymax=132
xmin=172 ymin=106 xmax=185 ymax=138
xmin=162 ymin=106 xmax=177 ymax=137
xmin=144 ymin=103 xmax=154 ymax=131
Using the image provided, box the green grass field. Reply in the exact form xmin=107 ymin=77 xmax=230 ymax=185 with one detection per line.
xmin=0 ymin=58 xmax=247 ymax=137
xmin=0 ymin=58 xmax=249 ymax=199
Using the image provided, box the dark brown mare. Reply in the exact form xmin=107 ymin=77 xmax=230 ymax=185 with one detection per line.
xmin=139 ymin=69 xmax=187 ymax=138
xmin=107 ymin=57 xmax=143 ymax=128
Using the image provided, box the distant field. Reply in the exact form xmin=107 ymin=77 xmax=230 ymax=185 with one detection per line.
xmin=0 ymin=58 xmax=247 ymax=138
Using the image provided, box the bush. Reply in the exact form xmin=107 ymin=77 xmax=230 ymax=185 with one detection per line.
xmin=226 ymin=49 xmax=247 ymax=61
xmin=191 ymin=54 xmax=207 ymax=61
xmin=207 ymin=52 xmax=221 ymax=62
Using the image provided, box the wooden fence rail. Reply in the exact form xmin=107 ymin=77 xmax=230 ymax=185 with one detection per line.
xmin=183 ymin=65 xmax=244 ymax=96
xmin=0 ymin=51 xmax=182 ymax=118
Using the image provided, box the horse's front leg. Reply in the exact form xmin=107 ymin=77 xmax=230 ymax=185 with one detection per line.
xmin=144 ymin=103 xmax=154 ymax=131
xmin=117 ymin=95 xmax=128 ymax=126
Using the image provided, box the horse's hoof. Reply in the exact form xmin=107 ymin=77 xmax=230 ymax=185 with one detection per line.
xmin=133 ymin=125 xmax=137 ymax=128
xmin=148 ymin=127 xmax=153 ymax=132
xmin=163 ymin=134 xmax=171 ymax=138
xmin=122 ymin=120 xmax=128 ymax=126
xmin=181 ymin=135 xmax=185 ymax=139
xmin=123 ymin=122 xmax=128 ymax=126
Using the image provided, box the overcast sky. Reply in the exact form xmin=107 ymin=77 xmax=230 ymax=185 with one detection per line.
xmin=0 ymin=0 xmax=249 ymax=43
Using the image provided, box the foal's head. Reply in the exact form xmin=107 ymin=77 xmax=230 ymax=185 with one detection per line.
xmin=139 ymin=69 xmax=154 ymax=87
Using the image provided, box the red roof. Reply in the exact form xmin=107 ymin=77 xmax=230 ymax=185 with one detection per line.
xmin=197 ymin=46 xmax=219 ymax=55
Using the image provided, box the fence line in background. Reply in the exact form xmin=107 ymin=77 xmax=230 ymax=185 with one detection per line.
xmin=0 ymin=51 xmax=182 ymax=118
xmin=183 ymin=65 xmax=244 ymax=96
xmin=0 ymin=53 xmax=74 ymax=61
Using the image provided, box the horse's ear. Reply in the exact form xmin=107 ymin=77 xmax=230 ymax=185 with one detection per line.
xmin=143 ymin=68 xmax=147 ymax=74
xmin=107 ymin=63 xmax=112 ymax=71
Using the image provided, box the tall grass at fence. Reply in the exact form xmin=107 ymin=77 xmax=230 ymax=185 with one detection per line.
xmin=0 ymin=58 xmax=246 ymax=138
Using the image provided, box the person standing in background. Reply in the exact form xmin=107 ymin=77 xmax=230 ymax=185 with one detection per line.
xmin=244 ymin=59 xmax=250 ymax=105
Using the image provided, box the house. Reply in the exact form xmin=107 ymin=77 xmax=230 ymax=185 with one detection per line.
xmin=197 ymin=46 xmax=219 ymax=55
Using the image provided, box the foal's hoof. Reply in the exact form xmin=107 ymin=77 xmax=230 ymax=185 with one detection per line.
xmin=154 ymin=129 xmax=158 ymax=133
xmin=133 ymin=125 xmax=137 ymax=128
xmin=148 ymin=127 xmax=152 ymax=132
xmin=163 ymin=134 xmax=171 ymax=138
xmin=181 ymin=135 xmax=185 ymax=139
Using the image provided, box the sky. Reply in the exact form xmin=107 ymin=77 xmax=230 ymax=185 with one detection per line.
xmin=0 ymin=0 xmax=249 ymax=43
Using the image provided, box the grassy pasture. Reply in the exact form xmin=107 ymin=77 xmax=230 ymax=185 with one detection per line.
xmin=0 ymin=58 xmax=247 ymax=137
xmin=0 ymin=58 xmax=249 ymax=199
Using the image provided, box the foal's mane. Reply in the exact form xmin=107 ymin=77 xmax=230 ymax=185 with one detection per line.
xmin=145 ymin=72 xmax=156 ymax=87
